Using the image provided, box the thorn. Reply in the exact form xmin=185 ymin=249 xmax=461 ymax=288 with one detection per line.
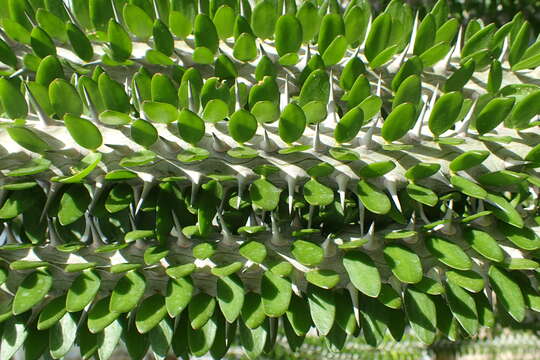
xmin=418 ymin=84 xmax=439 ymax=138
xmin=453 ymin=25 xmax=463 ymax=60
xmin=307 ymin=205 xmax=314 ymax=229
xmin=498 ymin=37 xmax=508 ymax=63
xmin=171 ymin=210 xmax=191 ymax=248
xmin=363 ymin=222 xmax=378 ymax=250
xmin=88 ymin=176 xmax=106 ymax=214
xmin=301 ymin=44 xmax=311 ymax=69
xmin=313 ymin=122 xmax=325 ymax=152
xmin=82 ymin=84 xmax=99 ymax=122
xmin=236 ymin=175 xmax=245 ymax=209
xmin=321 ymin=234 xmax=337 ymax=258
xmin=110 ymin=0 xmax=121 ymax=23
xmin=217 ymin=211 xmax=235 ymax=246
xmin=360 ymin=115 xmax=379 ymax=148
xmin=152 ymin=0 xmax=161 ymax=20
xmin=270 ymin=211 xmax=285 ymax=246
xmin=40 ymin=182 xmax=63 ymax=222
xmin=457 ymin=97 xmax=479 ymax=136
xmin=261 ymin=128 xmax=277 ymax=153
xmin=407 ymin=11 xmax=420 ymax=56
xmin=24 ymin=82 xmax=52 ymax=126
xmin=346 ymin=284 xmax=361 ymax=326
xmin=212 ymin=132 xmax=230 ymax=152
xmin=135 ymin=177 xmax=156 ymax=214
xmin=418 ymin=203 xmax=430 ymax=224
xmin=384 ymin=177 xmax=402 ymax=212
xmin=9 ymin=68 xmax=25 ymax=79
xmin=24 ymin=10 xmax=36 ymax=27
xmin=234 ymin=79 xmax=242 ymax=112
xmin=440 ymin=200 xmax=456 ymax=235
xmin=327 ymin=68 xmax=338 ymax=124
xmin=188 ymin=80 xmax=197 ymax=113
xmin=358 ymin=201 xmax=365 ymax=235
xmin=375 ymin=73 xmax=382 ymax=97
xmin=47 ymin=217 xmax=61 ymax=246
xmin=286 ymin=175 xmax=297 ymax=214
xmin=336 ymin=174 xmax=348 ymax=210
xmin=280 ymin=74 xmax=289 ymax=112
xmin=61 ymin=1 xmax=79 ymax=26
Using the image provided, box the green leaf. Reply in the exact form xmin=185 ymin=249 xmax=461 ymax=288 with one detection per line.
xmin=136 ymin=294 xmax=167 ymax=334
xmin=404 ymin=286 xmax=436 ymax=345
xmin=98 ymin=73 xmax=130 ymax=113
xmin=233 ymin=32 xmax=257 ymax=62
xmin=58 ymin=183 xmax=90 ymax=225
xmin=322 ymin=35 xmax=347 ymax=66
xmin=406 ymin=183 xmax=438 ymax=207
xmin=242 ymin=293 xmax=266 ymax=329
xmin=317 ymin=13 xmax=344 ymax=54
xmin=153 ymin=20 xmax=174 ymax=56
xmin=0 ymin=78 xmax=27 ymax=119
xmin=131 ymin=119 xmax=158 ymax=148
xmin=166 ymin=276 xmax=194 ymax=317
xmin=307 ymin=285 xmax=335 ymax=336
xmin=217 ymin=274 xmax=245 ymax=323
xmin=249 ymin=178 xmax=281 ymax=211
xmin=365 ymin=13 xmax=391 ymax=63
xmin=49 ymin=312 xmax=78 ymax=359
xmin=449 ymin=150 xmax=489 ymax=172
xmin=229 ymin=109 xmax=257 ymax=143
xmin=509 ymin=90 xmax=540 ymax=129
xmin=279 ymin=103 xmax=306 ymax=144
xmin=143 ymin=101 xmax=178 ymax=124
xmin=414 ymin=14 xmax=436 ymax=56
xmin=393 ymin=75 xmax=422 ymax=109
xmin=31 ymin=26 xmax=56 ymax=58
xmin=381 ymin=102 xmax=417 ymax=142
xmin=445 ymin=281 xmax=479 ymax=336
xmin=0 ymin=315 xmax=28 ymax=360
xmin=87 ymin=296 xmax=120 ymax=334
xmin=213 ymin=5 xmax=235 ymax=40
xmin=475 ymin=97 xmax=515 ymax=134
xmin=13 ymin=270 xmax=52 ymax=315
xmin=298 ymin=69 xmax=329 ymax=107
xmin=486 ymin=193 xmax=524 ymax=228
xmin=261 ymin=271 xmax=291 ymax=317
xmin=425 ymin=235 xmax=472 ymax=270
xmin=446 ymin=269 xmax=484 ymax=293
xmin=499 ymin=222 xmax=540 ymax=250
xmin=110 ymin=271 xmax=146 ymax=313
xmin=291 ymin=240 xmax=323 ymax=266
xmin=479 ymin=170 xmax=526 ymax=186
xmin=450 ymin=175 xmax=487 ymax=199
xmin=108 ymin=20 xmax=132 ymax=62
xmin=344 ymin=4 xmax=370 ymax=47
xmin=151 ymin=73 xmax=178 ymax=106
xmin=358 ymin=160 xmax=396 ymax=178
xmin=37 ymin=295 xmax=67 ymax=330
xmin=194 ymin=14 xmax=219 ymax=55
xmin=405 ymin=163 xmax=441 ymax=181
xmin=306 ymin=269 xmax=340 ymax=289
xmin=509 ymin=21 xmax=530 ymax=67
xmin=7 ymin=126 xmax=49 ymax=154
xmin=189 ymin=293 xmax=216 ymax=329
xmin=335 ymin=105 xmax=363 ymax=143
xmin=303 ymin=179 xmax=334 ymax=207
xmin=251 ymin=0 xmax=277 ymax=39
xmin=99 ymin=110 xmax=131 ymax=125
xmin=239 ymin=241 xmax=267 ymax=264
xmin=66 ymin=22 xmax=94 ymax=61
xmin=49 ymin=78 xmax=83 ymax=118
xmin=356 ymin=180 xmax=391 ymax=214
xmin=428 ymin=91 xmax=463 ymax=136
xmin=64 ymin=114 xmax=103 ymax=150
xmin=378 ymin=284 xmax=402 ymax=309
xmin=444 ymin=59 xmax=475 ymax=93
xmin=174 ymin=109 xmax=207 ymax=145
xmin=203 ymin=99 xmax=229 ymax=123
xmin=343 ymin=251 xmax=381 ymax=297
xmin=0 ymin=38 xmax=17 ymax=68
xmin=123 ymin=4 xmax=153 ymax=40
xmin=463 ymin=228 xmax=504 ymax=262
xmin=383 ymin=244 xmax=423 ymax=284
xmin=66 ymin=269 xmax=100 ymax=312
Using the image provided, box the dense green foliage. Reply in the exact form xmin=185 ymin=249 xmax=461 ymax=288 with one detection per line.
xmin=2 ymin=0 xmax=540 ymax=359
